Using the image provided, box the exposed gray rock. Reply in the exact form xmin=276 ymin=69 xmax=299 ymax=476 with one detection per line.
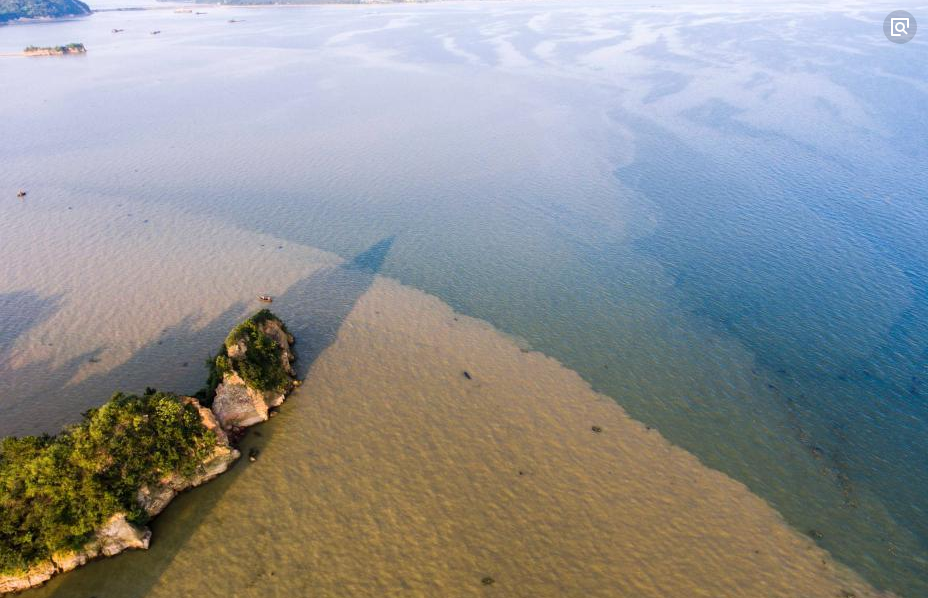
xmin=211 ymin=319 xmax=295 ymax=429
xmin=212 ymin=371 xmax=270 ymax=429
xmin=1 ymin=514 xmax=149 ymax=594
xmin=94 ymin=513 xmax=151 ymax=557
xmin=0 ymin=562 xmax=56 ymax=595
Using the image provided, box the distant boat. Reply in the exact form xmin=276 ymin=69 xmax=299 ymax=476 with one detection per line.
xmin=17 ymin=190 xmax=27 ymax=198
xmin=258 ymin=295 xmax=273 ymax=303
xmin=195 ymin=11 xmax=207 ymax=14
xmin=111 ymin=28 xmax=124 ymax=33
xmin=228 ymin=19 xmax=242 ymax=23
xmin=150 ymin=30 xmax=161 ymax=35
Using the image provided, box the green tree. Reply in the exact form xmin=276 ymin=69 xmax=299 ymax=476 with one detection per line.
xmin=0 ymin=392 xmax=216 ymax=573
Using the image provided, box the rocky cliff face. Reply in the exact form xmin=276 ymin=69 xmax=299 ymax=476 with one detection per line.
xmin=0 ymin=402 xmax=230 ymax=595
xmin=0 ymin=509 xmax=151 ymax=594
xmin=0 ymin=313 xmax=296 ymax=595
xmin=137 ymin=399 xmax=241 ymax=517
xmin=1 ymin=512 xmax=148 ymax=593
xmin=212 ymin=318 xmax=296 ymax=430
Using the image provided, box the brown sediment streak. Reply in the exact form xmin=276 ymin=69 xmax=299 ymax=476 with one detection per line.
xmin=144 ymin=276 xmax=887 ymax=598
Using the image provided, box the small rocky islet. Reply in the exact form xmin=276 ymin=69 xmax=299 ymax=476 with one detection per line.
xmin=0 ymin=310 xmax=297 ymax=595
xmin=22 ymin=43 xmax=85 ymax=56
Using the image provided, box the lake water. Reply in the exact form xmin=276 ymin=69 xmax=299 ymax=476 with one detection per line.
xmin=1 ymin=1 xmax=926 ymax=596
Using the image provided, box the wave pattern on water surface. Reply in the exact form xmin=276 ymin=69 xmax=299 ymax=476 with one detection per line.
xmin=0 ymin=1 xmax=926 ymax=595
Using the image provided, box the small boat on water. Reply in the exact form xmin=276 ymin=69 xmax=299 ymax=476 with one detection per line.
xmin=258 ymin=295 xmax=273 ymax=303
xmin=228 ymin=19 xmax=242 ymax=23
xmin=17 ymin=190 xmax=27 ymax=198
xmin=112 ymin=28 xmax=124 ymax=33
xmin=150 ymin=30 xmax=161 ymax=35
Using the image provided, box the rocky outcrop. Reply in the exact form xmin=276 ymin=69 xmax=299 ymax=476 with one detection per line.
xmin=212 ymin=371 xmax=273 ymax=429
xmin=137 ymin=399 xmax=240 ymax=517
xmin=23 ymin=44 xmax=86 ymax=56
xmin=79 ymin=513 xmax=151 ymax=558
xmin=0 ymin=562 xmax=56 ymax=595
xmin=0 ymin=312 xmax=297 ymax=595
xmin=0 ymin=514 xmax=149 ymax=595
xmin=212 ymin=317 xmax=296 ymax=430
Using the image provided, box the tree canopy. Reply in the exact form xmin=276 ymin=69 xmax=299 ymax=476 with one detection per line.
xmin=0 ymin=392 xmax=216 ymax=573
xmin=222 ymin=309 xmax=290 ymax=393
xmin=0 ymin=0 xmax=90 ymax=23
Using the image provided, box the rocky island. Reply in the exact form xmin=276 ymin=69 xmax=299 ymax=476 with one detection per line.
xmin=0 ymin=310 xmax=297 ymax=595
xmin=23 ymin=43 xmax=85 ymax=56
xmin=0 ymin=0 xmax=90 ymax=24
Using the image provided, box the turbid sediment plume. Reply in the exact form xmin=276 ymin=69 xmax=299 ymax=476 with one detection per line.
xmin=0 ymin=197 xmax=890 ymax=598
xmin=48 ymin=275 xmax=885 ymax=598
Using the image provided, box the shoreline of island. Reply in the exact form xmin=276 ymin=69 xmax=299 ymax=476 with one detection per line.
xmin=0 ymin=310 xmax=299 ymax=595
xmin=23 ymin=43 xmax=86 ymax=56
xmin=0 ymin=0 xmax=91 ymax=25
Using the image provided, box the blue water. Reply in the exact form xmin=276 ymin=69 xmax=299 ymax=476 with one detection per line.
xmin=1 ymin=1 xmax=926 ymax=594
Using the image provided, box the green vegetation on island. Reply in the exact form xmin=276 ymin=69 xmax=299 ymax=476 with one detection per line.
xmin=0 ymin=391 xmax=216 ymax=574
xmin=0 ymin=310 xmax=294 ymax=580
xmin=225 ymin=309 xmax=292 ymax=392
xmin=0 ymin=0 xmax=90 ymax=23
xmin=201 ymin=309 xmax=292 ymax=406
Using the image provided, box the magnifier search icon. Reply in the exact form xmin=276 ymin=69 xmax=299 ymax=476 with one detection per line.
xmin=891 ymin=17 xmax=910 ymax=36
xmin=885 ymin=11 xmax=917 ymax=43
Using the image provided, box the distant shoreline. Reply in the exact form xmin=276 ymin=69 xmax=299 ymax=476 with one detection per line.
xmin=2 ymin=1 xmax=415 ymax=25
xmin=98 ymin=1 xmax=439 ymax=8
xmin=2 ymin=0 xmax=488 ymax=24
xmin=0 ymin=14 xmax=88 ymax=26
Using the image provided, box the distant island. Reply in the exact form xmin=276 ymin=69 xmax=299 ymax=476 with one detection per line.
xmin=0 ymin=310 xmax=298 ymax=595
xmin=23 ymin=42 xmax=85 ymax=56
xmin=0 ymin=0 xmax=90 ymax=23
xmin=187 ymin=0 xmax=417 ymax=4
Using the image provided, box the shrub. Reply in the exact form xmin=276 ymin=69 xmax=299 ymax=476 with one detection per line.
xmin=0 ymin=392 xmax=216 ymax=574
xmin=223 ymin=312 xmax=288 ymax=392
xmin=197 ymin=346 xmax=231 ymax=407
